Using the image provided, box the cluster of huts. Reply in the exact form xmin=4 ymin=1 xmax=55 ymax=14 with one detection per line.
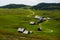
xmin=30 ymin=15 xmax=51 ymax=25
xmin=18 ymin=27 xmax=32 ymax=34
xmin=17 ymin=15 xmax=51 ymax=34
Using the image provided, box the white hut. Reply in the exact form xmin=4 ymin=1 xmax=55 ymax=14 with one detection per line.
xmin=23 ymin=30 xmax=33 ymax=34
xmin=38 ymin=27 xmax=42 ymax=31
xmin=18 ymin=28 xmax=25 ymax=33
xmin=23 ymin=30 xmax=29 ymax=34
xmin=35 ymin=15 xmax=40 ymax=19
xmin=30 ymin=21 xmax=35 ymax=25
xmin=47 ymin=17 xmax=51 ymax=20
xmin=38 ymin=17 xmax=44 ymax=23
xmin=44 ymin=18 xmax=47 ymax=20
xmin=29 ymin=31 xmax=33 ymax=34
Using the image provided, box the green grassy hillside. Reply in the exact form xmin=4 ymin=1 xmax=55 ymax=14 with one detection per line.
xmin=0 ymin=8 xmax=60 ymax=40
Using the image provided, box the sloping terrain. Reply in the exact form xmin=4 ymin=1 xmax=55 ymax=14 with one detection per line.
xmin=0 ymin=4 xmax=30 ymax=8
xmin=31 ymin=3 xmax=60 ymax=10
xmin=0 ymin=8 xmax=60 ymax=40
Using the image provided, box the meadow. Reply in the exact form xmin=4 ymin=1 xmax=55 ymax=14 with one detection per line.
xmin=0 ymin=8 xmax=60 ymax=40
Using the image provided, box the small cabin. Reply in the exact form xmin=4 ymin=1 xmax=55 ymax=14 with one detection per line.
xmin=23 ymin=30 xmax=29 ymax=34
xmin=35 ymin=15 xmax=40 ymax=19
xmin=30 ymin=21 xmax=36 ymax=25
xmin=38 ymin=16 xmax=45 ymax=22
xmin=38 ymin=27 xmax=42 ymax=31
xmin=29 ymin=31 xmax=33 ymax=34
xmin=18 ymin=28 xmax=25 ymax=33
xmin=23 ymin=30 xmax=33 ymax=34
xmin=47 ymin=17 xmax=51 ymax=20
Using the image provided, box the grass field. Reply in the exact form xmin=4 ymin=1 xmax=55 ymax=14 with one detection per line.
xmin=0 ymin=8 xmax=60 ymax=40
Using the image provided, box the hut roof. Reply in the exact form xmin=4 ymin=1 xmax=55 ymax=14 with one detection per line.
xmin=18 ymin=28 xmax=25 ymax=32
xmin=23 ymin=30 xmax=29 ymax=34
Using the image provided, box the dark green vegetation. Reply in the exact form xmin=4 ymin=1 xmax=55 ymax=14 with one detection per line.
xmin=31 ymin=3 xmax=60 ymax=10
xmin=0 ymin=4 xmax=30 ymax=8
xmin=0 ymin=3 xmax=60 ymax=10
xmin=0 ymin=8 xmax=60 ymax=40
